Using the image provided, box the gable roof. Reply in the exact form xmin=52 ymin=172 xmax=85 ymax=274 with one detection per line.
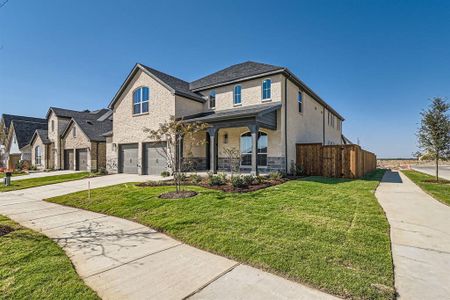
xmin=30 ymin=129 xmax=51 ymax=145
xmin=46 ymin=107 xmax=109 ymax=120
xmin=61 ymin=110 xmax=113 ymax=142
xmin=2 ymin=114 xmax=46 ymax=130
xmin=108 ymin=64 xmax=205 ymax=109
xmin=11 ymin=119 xmax=47 ymax=149
xmin=190 ymin=61 xmax=284 ymax=91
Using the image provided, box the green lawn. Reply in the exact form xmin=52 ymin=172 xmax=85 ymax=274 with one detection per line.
xmin=0 ymin=172 xmax=95 ymax=192
xmin=402 ymin=170 xmax=450 ymax=206
xmin=47 ymin=169 xmax=394 ymax=299
xmin=0 ymin=215 xmax=98 ymax=299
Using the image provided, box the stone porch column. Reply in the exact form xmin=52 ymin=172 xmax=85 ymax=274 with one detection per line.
xmin=249 ymin=124 xmax=259 ymax=175
xmin=207 ymin=127 xmax=218 ymax=174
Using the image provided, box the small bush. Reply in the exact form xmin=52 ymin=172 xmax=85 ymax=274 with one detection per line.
xmin=97 ymin=167 xmax=108 ymax=175
xmin=190 ymin=174 xmax=202 ymax=184
xmin=231 ymin=176 xmax=247 ymax=188
xmin=254 ymin=175 xmax=264 ymax=185
xmin=269 ymin=171 xmax=283 ymax=180
xmin=160 ymin=171 xmax=170 ymax=177
xmin=208 ymin=174 xmax=226 ymax=186
xmin=242 ymin=175 xmax=254 ymax=186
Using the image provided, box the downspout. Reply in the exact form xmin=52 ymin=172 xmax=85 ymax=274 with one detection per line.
xmin=284 ymin=75 xmax=289 ymax=174
xmin=323 ymin=107 xmax=326 ymax=145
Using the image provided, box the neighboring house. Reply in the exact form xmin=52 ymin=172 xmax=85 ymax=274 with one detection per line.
xmin=44 ymin=107 xmax=110 ymax=170
xmin=5 ymin=118 xmax=47 ymax=169
xmin=29 ymin=129 xmax=52 ymax=170
xmin=59 ymin=110 xmax=112 ymax=171
xmin=106 ymin=61 xmax=344 ymax=175
xmin=0 ymin=114 xmax=47 ymax=168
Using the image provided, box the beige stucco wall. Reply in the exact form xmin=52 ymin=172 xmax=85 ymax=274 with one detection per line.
xmin=175 ymin=95 xmax=204 ymax=118
xmin=324 ymin=108 xmax=343 ymax=145
xmin=198 ymin=74 xmax=283 ymax=111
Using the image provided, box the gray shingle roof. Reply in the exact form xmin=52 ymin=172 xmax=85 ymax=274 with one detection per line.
xmin=183 ymin=102 xmax=281 ymax=123
xmin=140 ymin=64 xmax=205 ymax=102
xmin=2 ymin=114 xmax=46 ymax=130
xmin=32 ymin=129 xmax=51 ymax=145
xmin=189 ymin=61 xmax=284 ymax=91
xmin=12 ymin=120 xmax=47 ymax=149
xmin=61 ymin=109 xmax=113 ymax=142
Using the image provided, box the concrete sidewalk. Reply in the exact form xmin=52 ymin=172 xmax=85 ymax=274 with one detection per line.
xmin=8 ymin=170 xmax=82 ymax=181
xmin=0 ymin=174 xmax=337 ymax=300
xmin=375 ymin=170 xmax=450 ymax=300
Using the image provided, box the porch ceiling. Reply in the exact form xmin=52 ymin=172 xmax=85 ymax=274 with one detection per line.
xmin=183 ymin=103 xmax=281 ymax=130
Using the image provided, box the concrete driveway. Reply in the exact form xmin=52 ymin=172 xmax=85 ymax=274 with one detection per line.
xmin=411 ymin=165 xmax=450 ymax=180
xmin=376 ymin=170 xmax=450 ymax=299
xmin=0 ymin=174 xmax=336 ymax=300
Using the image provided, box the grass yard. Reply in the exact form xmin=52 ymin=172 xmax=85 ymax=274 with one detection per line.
xmin=402 ymin=170 xmax=450 ymax=206
xmin=0 ymin=172 xmax=95 ymax=192
xmin=0 ymin=215 xmax=98 ymax=299
xmin=48 ymin=169 xmax=394 ymax=299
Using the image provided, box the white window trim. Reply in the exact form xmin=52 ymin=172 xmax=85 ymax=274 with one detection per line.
xmin=132 ymin=86 xmax=150 ymax=116
xmin=233 ymin=85 xmax=242 ymax=106
xmin=261 ymin=78 xmax=272 ymax=102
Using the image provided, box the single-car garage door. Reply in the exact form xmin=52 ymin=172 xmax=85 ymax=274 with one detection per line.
xmin=64 ymin=150 xmax=74 ymax=170
xmin=76 ymin=149 xmax=88 ymax=171
xmin=143 ymin=142 xmax=167 ymax=175
xmin=119 ymin=144 xmax=139 ymax=174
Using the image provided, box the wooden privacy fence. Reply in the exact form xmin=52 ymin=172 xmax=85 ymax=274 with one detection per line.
xmin=296 ymin=143 xmax=377 ymax=179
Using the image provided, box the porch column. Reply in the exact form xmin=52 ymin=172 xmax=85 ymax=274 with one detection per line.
xmin=248 ymin=124 xmax=259 ymax=175
xmin=207 ymin=127 xmax=218 ymax=174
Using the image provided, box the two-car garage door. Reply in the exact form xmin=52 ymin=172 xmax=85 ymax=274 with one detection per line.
xmin=118 ymin=142 xmax=167 ymax=175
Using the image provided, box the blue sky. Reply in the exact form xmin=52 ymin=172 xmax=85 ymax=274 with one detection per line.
xmin=1 ymin=0 xmax=450 ymax=158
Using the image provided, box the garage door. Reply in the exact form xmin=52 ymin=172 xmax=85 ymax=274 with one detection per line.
xmin=143 ymin=142 xmax=167 ymax=175
xmin=76 ymin=149 xmax=88 ymax=171
xmin=119 ymin=144 xmax=139 ymax=174
xmin=64 ymin=150 xmax=74 ymax=170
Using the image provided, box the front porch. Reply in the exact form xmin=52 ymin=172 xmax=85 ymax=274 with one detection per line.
xmin=182 ymin=103 xmax=286 ymax=174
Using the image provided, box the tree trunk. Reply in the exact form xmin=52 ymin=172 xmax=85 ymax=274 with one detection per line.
xmin=436 ymin=155 xmax=439 ymax=182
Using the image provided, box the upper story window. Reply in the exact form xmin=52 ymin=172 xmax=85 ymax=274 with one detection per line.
xmin=233 ymin=85 xmax=242 ymax=105
xmin=73 ymin=126 xmax=77 ymax=138
xmin=51 ymin=120 xmax=55 ymax=132
xmin=209 ymin=90 xmax=216 ymax=109
xmin=262 ymin=79 xmax=271 ymax=100
xmin=337 ymin=119 xmax=341 ymax=131
xmin=133 ymin=86 xmax=150 ymax=115
xmin=298 ymin=91 xmax=303 ymax=113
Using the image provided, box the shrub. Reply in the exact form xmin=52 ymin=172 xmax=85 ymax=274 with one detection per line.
xmin=160 ymin=171 xmax=170 ymax=177
xmin=97 ymin=167 xmax=108 ymax=175
xmin=269 ymin=171 xmax=283 ymax=180
xmin=208 ymin=174 xmax=226 ymax=186
xmin=254 ymin=175 xmax=264 ymax=185
xmin=190 ymin=174 xmax=202 ymax=184
xmin=242 ymin=175 xmax=254 ymax=186
xmin=231 ymin=176 xmax=247 ymax=188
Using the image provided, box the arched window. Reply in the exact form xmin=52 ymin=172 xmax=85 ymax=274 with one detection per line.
xmin=233 ymin=85 xmax=241 ymax=105
xmin=240 ymin=131 xmax=268 ymax=166
xmin=35 ymin=146 xmax=41 ymax=165
xmin=133 ymin=86 xmax=150 ymax=114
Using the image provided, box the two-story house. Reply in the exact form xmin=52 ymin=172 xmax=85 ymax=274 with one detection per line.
xmin=106 ymin=61 xmax=344 ymax=175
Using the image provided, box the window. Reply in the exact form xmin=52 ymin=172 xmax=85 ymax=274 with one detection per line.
xmin=240 ymin=131 xmax=268 ymax=166
xmin=209 ymin=90 xmax=216 ymax=109
xmin=51 ymin=120 xmax=55 ymax=132
xmin=73 ymin=127 xmax=77 ymax=138
xmin=337 ymin=119 xmax=341 ymax=131
xmin=133 ymin=86 xmax=150 ymax=115
xmin=298 ymin=91 xmax=303 ymax=113
xmin=262 ymin=79 xmax=271 ymax=100
xmin=35 ymin=146 xmax=41 ymax=165
xmin=233 ymin=85 xmax=242 ymax=105
xmin=223 ymin=133 xmax=228 ymax=144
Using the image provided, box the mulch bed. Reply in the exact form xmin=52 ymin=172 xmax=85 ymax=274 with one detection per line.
xmin=137 ymin=178 xmax=289 ymax=193
xmin=0 ymin=225 xmax=14 ymax=237
xmin=158 ymin=191 xmax=198 ymax=199
xmin=423 ymin=179 xmax=450 ymax=184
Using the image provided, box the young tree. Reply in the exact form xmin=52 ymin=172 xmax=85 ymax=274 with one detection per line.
xmin=223 ymin=147 xmax=241 ymax=177
xmin=144 ymin=116 xmax=208 ymax=194
xmin=417 ymin=97 xmax=450 ymax=181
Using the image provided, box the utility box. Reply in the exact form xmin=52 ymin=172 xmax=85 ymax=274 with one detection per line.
xmin=3 ymin=172 xmax=12 ymax=186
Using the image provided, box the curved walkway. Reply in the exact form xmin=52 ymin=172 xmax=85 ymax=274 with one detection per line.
xmin=0 ymin=174 xmax=337 ymax=300
xmin=375 ymin=170 xmax=450 ymax=299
